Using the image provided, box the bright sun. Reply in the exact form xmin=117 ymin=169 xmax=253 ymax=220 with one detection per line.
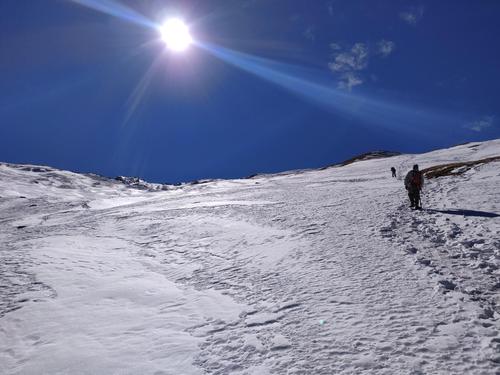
xmin=160 ymin=18 xmax=192 ymax=52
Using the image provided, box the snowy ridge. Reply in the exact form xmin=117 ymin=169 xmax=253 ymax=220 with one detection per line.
xmin=0 ymin=139 xmax=499 ymax=374
xmin=337 ymin=150 xmax=401 ymax=167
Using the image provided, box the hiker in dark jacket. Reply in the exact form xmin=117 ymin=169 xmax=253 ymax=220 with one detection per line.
xmin=404 ymin=164 xmax=424 ymax=209
xmin=391 ymin=167 xmax=397 ymax=178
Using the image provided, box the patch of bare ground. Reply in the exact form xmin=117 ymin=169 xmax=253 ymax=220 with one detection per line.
xmin=422 ymin=156 xmax=500 ymax=179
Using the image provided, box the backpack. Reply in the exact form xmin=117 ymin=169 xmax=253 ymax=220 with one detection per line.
xmin=411 ymin=171 xmax=422 ymax=189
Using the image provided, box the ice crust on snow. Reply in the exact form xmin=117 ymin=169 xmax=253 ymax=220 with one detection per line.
xmin=0 ymin=139 xmax=499 ymax=374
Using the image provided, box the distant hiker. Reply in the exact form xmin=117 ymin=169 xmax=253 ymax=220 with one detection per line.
xmin=404 ymin=164 xmax=424 ymax=209
xmin=391 ymin=167 xmax=397 ymax=178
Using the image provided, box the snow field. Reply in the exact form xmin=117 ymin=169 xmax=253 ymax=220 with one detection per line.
xmin=0 ymin=139 xmax=499 ymax=374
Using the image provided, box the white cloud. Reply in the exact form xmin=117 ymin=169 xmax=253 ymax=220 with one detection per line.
xmin=328 ymin=42 xmax=368 ymax=73
xmin=400 ymin=6 xmax=424 ymax=26
xmin=465 ymin=115 xmax=495 ymax=132
xmin=328 ymin=43 xmax=369 ymax=91
xmin=377 ymin=39 xmax=395 ymax=57
xmin=337 ymin=73 xmax=363 ymax=91
xmin=328 ymin=40 xmax=393 ymax=91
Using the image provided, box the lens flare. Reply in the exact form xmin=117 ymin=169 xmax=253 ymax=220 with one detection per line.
xmin=160 ymin=18 xmax=193 ymax=52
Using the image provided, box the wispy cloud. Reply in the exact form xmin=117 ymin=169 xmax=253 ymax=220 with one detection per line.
xmin=326 ymin=1 xmax=335 ymax=16
xmin=329 ymin=43 xmax=368 ymax=72
xmin=464 ymin=115 xmax=495 ymax=132
xmin=329 ymin=42 xmax=342 ymax=51
xmin=328 ymin=43 xmax=368 ymax=91
xmin=304 ymin=25 xmax=316 ymax=42
xmin=399 ymin=6 xmax=424 ymax=26
xmin=328 ymin=40 xmax=396 ymax=90
xmin=337 ymin=72 xmax=363 ymax=91
xmin=377 ymin=39 xmax=395 ymax=57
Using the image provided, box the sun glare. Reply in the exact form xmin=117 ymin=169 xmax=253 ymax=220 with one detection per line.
xmin=160 ymin=18 xmax=192 ymax=52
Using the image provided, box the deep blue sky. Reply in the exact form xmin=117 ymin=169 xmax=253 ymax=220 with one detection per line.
xmin=1 ymin=0 xmax=499 ymax=183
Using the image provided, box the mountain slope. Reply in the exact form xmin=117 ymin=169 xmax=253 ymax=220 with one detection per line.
xmin=1 ymin=139 xmax=499 ymax=374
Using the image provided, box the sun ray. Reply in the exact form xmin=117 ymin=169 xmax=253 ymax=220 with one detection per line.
xmin=196 ymin=41 xmax=460 ymax=137
xmin=69 ymin=0 xmax=157 ymax=29
xmin=123 ymin=54 xmax=165 ymax=126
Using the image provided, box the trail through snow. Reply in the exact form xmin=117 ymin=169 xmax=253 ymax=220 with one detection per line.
xmin=1 ymin=140 xmax=499 ymax=374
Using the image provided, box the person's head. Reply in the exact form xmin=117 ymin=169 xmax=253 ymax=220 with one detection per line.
xmin=413 ymin=164 xmax=419 ymax=171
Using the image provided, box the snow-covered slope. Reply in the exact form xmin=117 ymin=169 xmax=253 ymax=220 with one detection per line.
xmin=1 ymin=139 xmax=499 ymax=374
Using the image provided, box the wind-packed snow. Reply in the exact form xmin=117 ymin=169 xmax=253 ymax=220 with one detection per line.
xmin=1 ymin=140 xmax=499 ymax=374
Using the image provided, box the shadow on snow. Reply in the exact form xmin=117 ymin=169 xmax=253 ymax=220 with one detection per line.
xmin=425 ymin=208 xmax=500 ymax=218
